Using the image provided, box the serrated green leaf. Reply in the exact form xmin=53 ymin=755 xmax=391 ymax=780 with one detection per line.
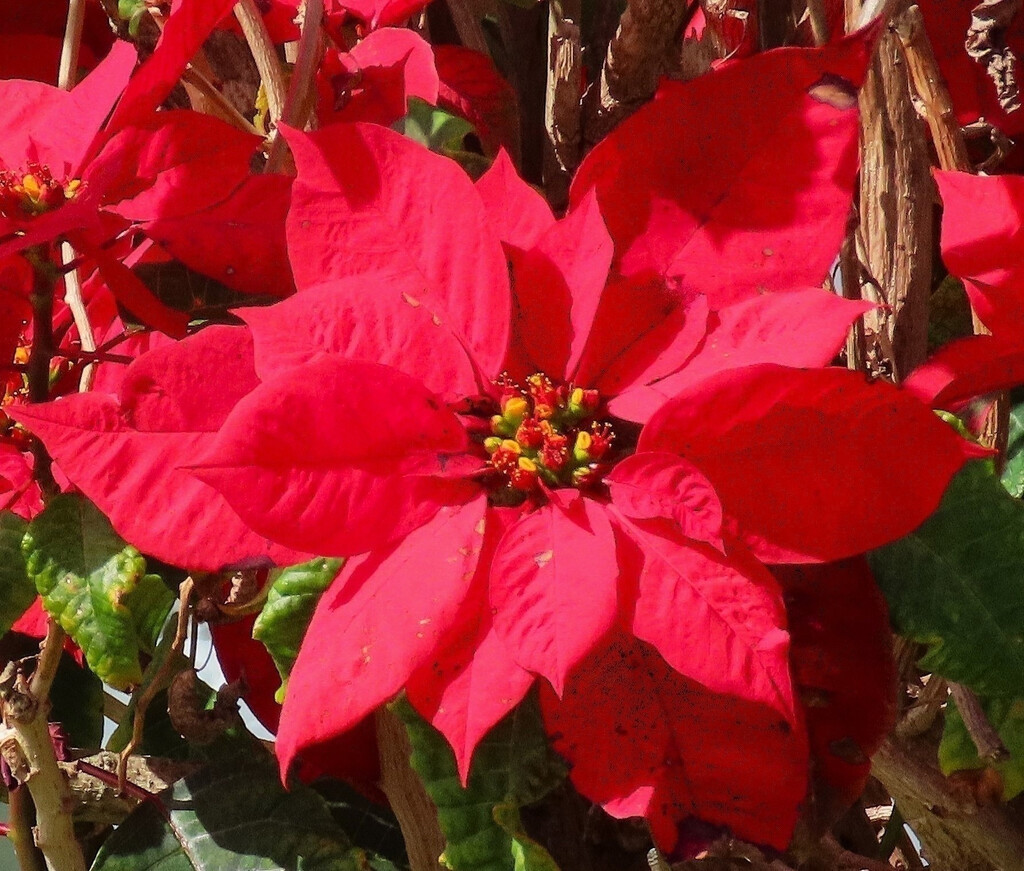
xmin=1003 ymin=399 xmax=1024 ymax=498
xmin=940 ymin=696 xmax=1024 ymax=800
xmin=252 ymin=557 xmax=343 ymax=702
xmin=392 ymin=694 xmax=565 ymax=871
xmin=23 ymin=494 xmax=173 ymax=690
xmin=869 ymin=461 xmax=1024 ymax=697
xmin=89 ymin=747 xmax=383 ymax=871
xmin=0 ymin=511 xmax=37 ymax=637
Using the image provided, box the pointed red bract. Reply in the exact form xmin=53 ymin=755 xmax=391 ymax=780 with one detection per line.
xmin=283 ymin=123 xmax=511 ymax=378
xmin=504 ymin=191 xmax=613 ymax=379
xmin=475 ymin=151 xmax=555 ymax=250
xmin=318 ymin=29 xmax=438 ymax=127
xmin=193 ymin=357 xmax=480 ymax=557
xmin=9 ymin=327 xmax=307 ymax=570
xmin=621 ymin=520 xmax=793 ymax=718
xmin=541 ymin=635 xmax=807 ymax=851
xmin=571 ymin=33 xmax=871 ymax=307
xmin=610 ymin=290 xmax=873 ymax=421
xmin=110 ymin=0 xmax=238 ymax=130
xmin=935 ymin=170 xmax=1024 ymax=335
xmin=276 ymin=496 xmax=489 ymax=778
xmin=489 ymin=497 xmax=619 ymax=696
xmin=640 ymin=364 xmax=983 ymax=563
xmin=238 ymin=276 xmax=480 ymax=401
xmin=406 ymin=506 xmax=534 ymax=781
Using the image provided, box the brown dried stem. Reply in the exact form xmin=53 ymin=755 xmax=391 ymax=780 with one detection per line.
xmin=949 ymin=682 xmax=1010 ymax=763
xmin=898 ymin=3 xmax=1010 ymax=455
xmin=117 ymin=578 xmax=194 ymax=791
xmin=376 ymin=706 xmax=445 ymax=871
xmin=544 ymin=0 xmax=582 ymax=205
xmin=234 ymin=0 xmax=288 ymax=126
xmin=585 ymin=0 xmax=689 ymax=144
xmin=265 ymin=0 xmax=325 ymax=174
xmin=58 ymin=0 xmax=86 ymax=89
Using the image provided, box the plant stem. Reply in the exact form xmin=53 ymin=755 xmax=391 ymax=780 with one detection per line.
xmin=7 ymin=786 xmax=45 ymax=871
xmin=58 ymin=0 xmax=85 ymax=89
xmin=25 ymin=247 xmax=58 ymax=497
xmin=234 ymin=0 xmax=288 ymax=126
xmin=949 ymin=682 xmax=1009 ymax=763
xmin=265 ymin=0 xmax=325 ymax=174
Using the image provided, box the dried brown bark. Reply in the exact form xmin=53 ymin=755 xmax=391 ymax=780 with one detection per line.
xmin=848 ymin=18 xmax=934 ymax=382
xmin=585 ymin=0 xmax=690 ymax=144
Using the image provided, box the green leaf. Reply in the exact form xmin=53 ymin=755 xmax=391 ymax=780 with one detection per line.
xmin=940 ymin=696 xmax=1024 ymax=799
xmin=1003 ymin=397 xmax=1024 ymax=498
xmin=392 ymin=694 xmax=565 ymax=871
xmin=0 ymin=511 xmax=37 ymax=637
xmin=50 ymin=655 xmax=105 ymax=750
xmin=89 ymin=746 xmax=388 ymax=871
xmin=314 ymin=779 xmax=409 ymax=869
xmin=927 ymin=273 xmax=974 ymax=353
xmin=252 ymin=557 xmax=343 ymax=702
xmin=23 ymin=494 xmax=174 ymax=690
xmin=869 ymin=461 xmax=1024 ymax=697
xmin=493 ymin=803 xmax=559 ymax=871
xmin=396 ymin=98 xmax=476 ymax=154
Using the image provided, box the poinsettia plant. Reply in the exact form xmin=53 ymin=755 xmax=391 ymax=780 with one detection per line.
xmin=4 ymin=0 xmax=1024 ymax=870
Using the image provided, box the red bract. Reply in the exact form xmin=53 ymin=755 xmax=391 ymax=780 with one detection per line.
xmin=173 ymin=106 xmax=976 ymax=849
xmin=317 ymin=28 xmax=439 ymax=127
xmin=905 ymin=172 xmax=1024 ymax=407
xmin=10 ymin=327 xmax=310 ymax=571
xmin=570 ymin=31 xmax=871 ymax=308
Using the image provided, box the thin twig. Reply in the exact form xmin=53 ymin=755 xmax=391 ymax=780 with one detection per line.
xmin=29 ymin=619 xmax=66 ymax=702
xmin=117 ymin=578 xmax=194 ymax=791
xmin=265 ymin=0 xmax=325 ymax=174
xmin=59 ymin=242 xmax=96 ymax=393
xmin=949 ymin=682 xmax=1010 ymax=762
xmin=180 ymin=66 xmax=261 ymax=135
xmin=58 ymin=0 xmax=86 ymax=90
xmin=234 ymin=0 xmax=288 ymax=125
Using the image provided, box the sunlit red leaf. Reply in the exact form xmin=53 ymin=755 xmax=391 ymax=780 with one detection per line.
xmin=609 ymin=290 xmax=873 ymax=421
xmin=276 ymin=496 xmax=489 ymax=778
xmin=238 ymin=275 xmax=480 ymax=401
xmin=489 ymin=497 xmax=619 ymax=696
xmin=570 ymin=32 xmax=872 ymax=307
xmin=406 ymin=506 xmax=533 ymax=781
xmin=283 ymin=123 xmax=511 ymax=377
xmin=475 ymin=150 xmax=555 ymax=250
xmin=193 ymin=356 xmax=480 ymax=557
xmin=607 ymin=452 xmax=724 ymax=550
xmin=620 ymin=519 xmax=793 ymax=717
xmin=640 ymin=364 xmax=983 ymax=563
xmin=318 ymin=28 xmax=438 ymax=127
xmin=10 ymin=327 xmax=306 ymax=570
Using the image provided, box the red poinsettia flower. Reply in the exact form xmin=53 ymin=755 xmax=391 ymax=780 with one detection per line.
xmin=0 ymin=0 xmax=115 ymax=82
xmin=171 ymin=106 xmax=977 ymax=849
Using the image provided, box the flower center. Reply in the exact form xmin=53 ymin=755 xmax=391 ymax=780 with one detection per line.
xmin=482 ymin=373 xmax=615 ymax=499
xmin=0 ymin=164 xmax=82 ymax=218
